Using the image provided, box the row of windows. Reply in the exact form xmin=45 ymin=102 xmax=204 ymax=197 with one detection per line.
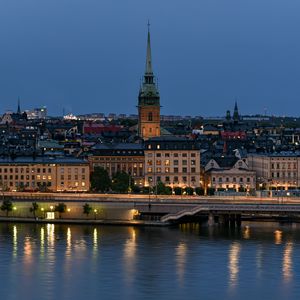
xmin=147 ymin=152 xmax=197 ymax=158
xmin=212 ymin=177 xmax=253 ymax=183
xmin=148 ymin=176 xmax=197 ymax=183
xmin=0 ymin=167 xmax=87 ymax=174
xmin=147 ymin=159 xmax=196 ymax=166
xmin=271 ymin=172 xmax=297 ymax=178
xmin=147 ymin=167 xmax=197 ymax=173
xmin=271 ymin=163 xmax=297 ymax=170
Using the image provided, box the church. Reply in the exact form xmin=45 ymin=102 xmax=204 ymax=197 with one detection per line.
xmin=137 ymin=24 xmax=161 ymax=140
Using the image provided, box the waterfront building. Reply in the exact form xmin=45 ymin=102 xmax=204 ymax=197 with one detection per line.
xmin=248 ymin=152 xmax=300 ymax=190
xmin=88 ymin=143 xmax=145 ymax=186
xmin=0 ymin=156 xmax=89 ymax=192
xmin=144 ymin=137 xmax=201 ymax=189
xmin=204 ymin=156 xmax=256 ymax=192
xmin=138 ymin=24 xmax=161 ymax=140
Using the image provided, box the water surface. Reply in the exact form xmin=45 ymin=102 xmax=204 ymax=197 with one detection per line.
xmin=0 ymin=222 xmax=299 ymax=300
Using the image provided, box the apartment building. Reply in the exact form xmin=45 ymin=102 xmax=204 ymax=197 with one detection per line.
xmin=144 ymin=137 xmax=201 ymax=188
xmin=0 ymin=156 xmax=90 ymax=192
xmin=88 ymin=143 xmax=145 ymax=186
xmin=248 ymin=152 xmax=299 ymax=189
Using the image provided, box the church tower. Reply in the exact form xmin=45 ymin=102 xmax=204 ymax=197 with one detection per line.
xmin=138 ymin=23 xmax=161 ymax=140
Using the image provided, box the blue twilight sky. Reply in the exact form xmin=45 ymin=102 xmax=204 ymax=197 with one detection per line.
xmin=0 ymin=0 xmax=300 ymax=117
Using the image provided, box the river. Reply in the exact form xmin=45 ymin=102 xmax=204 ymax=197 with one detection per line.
xmin=0 ymin=222 xmax=299 ymax=300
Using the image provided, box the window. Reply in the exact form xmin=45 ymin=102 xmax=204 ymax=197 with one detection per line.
xmin=182 ymin=160 xmax=187 ymax=165
xmin=165 ymin=167 xmax=170 ymax=173
xmin=174 ymin=176 xmax=178 ymax=182
xmin=191 ymin=153 xmax=196 ymax=158
xmin=156 ymin=160 xmax=161 ymax=165
xmin=212 ymin=177 xmax=216 ymax=182
xmin=174 ymin=167 xmax=179 ymax=173
xmin=156 ymin=167 xmax=161 ymax=173
xmin=174 ymin=160 xmax=179 ymax=165
xmin=182 ymin=153 xmax=187 ymax=157
xmin=147 ymin=167 xmax=152 ymax=173
xmin=191 ymin=167 xmax=196 ymax=173
xmin=165 ymin=176 xmax=170 ymax=182
xmin=191 ymin=160 xmax=196 ymax=165
xmin=174 ymin=153 xmax=178 ymax=157
xmin=165 ymin=153 xmax=170 ymax=157
xmin=156 ymin=153 xmax=161 ymax=157
xmin=218 ymin=178 xmax=222 ymax=182
xmin=148 ymin=112 xmax=153 ymax=121
xmin=183 ymin=176 xmax=187 ymax=182
xmin=165 ymin=160 xmax=170 ymax=166
xmin=191 ymin=176 xmax=195 ymax=182
xmin=182 ymin=167 xmax=187 ymax=173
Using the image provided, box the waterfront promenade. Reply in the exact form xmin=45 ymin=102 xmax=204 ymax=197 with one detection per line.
xmin=1 ymin=192 xmax=300 ymax=225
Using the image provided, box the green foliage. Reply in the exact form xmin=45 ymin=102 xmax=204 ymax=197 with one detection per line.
xmin=141 ymin=186 xmax=151 ymax=194
xmin=195 ymin=187 xmax=204 ymax=195
xmin=83 ymin=203 xmax=92 ymax=216
xmin=111 ymin=171 xmax=131 ymax=193
xmin=55 ymin=203 xmax=67 ymax=219
xmin=238 ymin=186 xmax=246 ymax=192
xmin=155 ymin=182 xmax=172 ymax=195
xmin=174 ymin=187 xmax=182 ymax=195
xmin=1 ymin=199 xmax=13 ymax=216
xmin=29 ymin=202 xmax=39 ymax=218
xmin=131 ymin=185 xmax=141 ymax=194
xmin=90 ymin=167 xmax=111 ymax=193
xmin=184 ymin=187 xmax=194 ymax=195
xmin=207 ymin=187 xmax=215 ymax=196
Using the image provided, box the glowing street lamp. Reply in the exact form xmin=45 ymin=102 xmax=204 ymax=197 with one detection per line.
xmin=94 ymin=209 xmax=98 ymax=220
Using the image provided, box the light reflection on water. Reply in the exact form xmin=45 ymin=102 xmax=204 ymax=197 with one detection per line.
xmin=0 ymin=222 xmax=300 ymax=300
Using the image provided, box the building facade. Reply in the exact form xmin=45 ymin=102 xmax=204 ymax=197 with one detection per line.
xmin=144 ymin=137 xmax=201 ymax=189
xmin=88 ymin=143 xmax=145 ymax=186
xmin=0 ymin=157 xmax=90 ymax=192
xmin=205 ymin=157 xmax=256 ymax=192
xmin=248 ymin=152 xmax=299 ymax=190
xmin=138 ymin=25 xmax=160 ymax=140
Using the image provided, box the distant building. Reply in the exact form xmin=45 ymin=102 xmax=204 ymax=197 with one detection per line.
xmin=26 ymin=107 xmax=47 ymax=120
xmin=138 ymin=24 xmax=160 ymax=140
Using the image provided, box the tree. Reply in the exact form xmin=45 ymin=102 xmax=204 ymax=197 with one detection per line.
xmin=83 ymin=203 xmax=92 ymax=218
xmin=155 ymin=182 xmax=172 ymax=195
xmin=29 ymin=202 xmax=39 ymax=218
xmin=195 ymin=187 xmax=204 ymax=196
xmin=1 ymin=199 xmax=13 ymax=217
xmin=55 ymin=203 xmax=67 ymax=219
xmin=90 ymin=167 xmax=111 ymax=192
xmin=184 ymin=187 xmax=194 ymax=196
xmin=174 ymin=187 xmax=183 ymax=195
xmin=112 ymin=171 xmax=131 ymax=193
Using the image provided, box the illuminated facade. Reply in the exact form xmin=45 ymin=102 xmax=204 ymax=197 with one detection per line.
xmin=144 ymin=137 xmax=201 ymax=188
xmin=88 ymin=143 xmax=145 ymax=186
xmin=205 ymin=158 xmax=256 ymax=191
xmin=0 ymin=157 xmax=89 ymax=192
xmin=248 ymin=153 xmax=300 ymax=189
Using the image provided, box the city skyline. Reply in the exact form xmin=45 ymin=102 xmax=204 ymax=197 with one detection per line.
xmin=1 ymin=0 xmax=300 ymax=117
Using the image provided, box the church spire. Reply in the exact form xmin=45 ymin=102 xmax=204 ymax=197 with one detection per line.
xmin=145 ymin=20 xmax=153 ymax=75
xmin=144 ymin=21 xmax=154 ymax=85
xmin=17 ymin=97 xmax=21 ymax=114
xmin=233 ymin=100 xmax=239 ymax=122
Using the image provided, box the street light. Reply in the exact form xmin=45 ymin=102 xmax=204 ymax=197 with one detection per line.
xmin=94 ymin=209 xmax=98 ymax=220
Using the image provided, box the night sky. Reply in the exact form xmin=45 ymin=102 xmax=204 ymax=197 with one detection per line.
xmin=0 ymin=0 xmax=300 ymax=117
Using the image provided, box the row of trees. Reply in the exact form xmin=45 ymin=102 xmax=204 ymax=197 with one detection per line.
xmin=0 ymin=200 xmax=98 ymax=219
xmin=90 ymin=167 xmax=204 ymax=195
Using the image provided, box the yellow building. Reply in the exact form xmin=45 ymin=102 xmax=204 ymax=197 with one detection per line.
xmin=144 ymin=137 xmax=201 ymax=189
xmin=0 ymin=156 xmax=90 ymax=192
